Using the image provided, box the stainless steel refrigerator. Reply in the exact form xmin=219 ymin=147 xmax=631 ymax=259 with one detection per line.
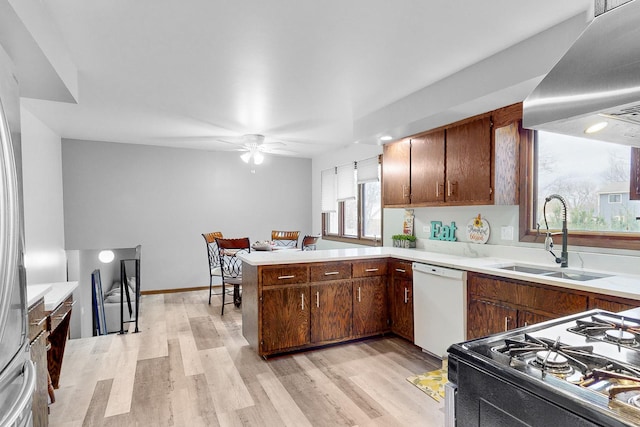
xmin=0 ymin=51 xmax=35 ymax=426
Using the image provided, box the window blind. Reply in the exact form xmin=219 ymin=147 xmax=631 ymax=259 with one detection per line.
xmin=321 ymin=168 xmax=337 ymax=212
xmin=336 ymin=163 xmax=356 ymax=201
xmin=357 ymin=156 xmax=380 ymax=183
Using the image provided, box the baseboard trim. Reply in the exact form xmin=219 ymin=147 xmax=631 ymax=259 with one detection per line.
xmin=141 ymin=286 xmax=209 ymax=295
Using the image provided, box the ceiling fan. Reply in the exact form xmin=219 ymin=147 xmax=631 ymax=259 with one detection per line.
xmin=215 ymin=134 xmax=293 ymax=165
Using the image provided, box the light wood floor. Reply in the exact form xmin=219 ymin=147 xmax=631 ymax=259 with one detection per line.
xmin=49 ymin=291 xmax=444 ymax=426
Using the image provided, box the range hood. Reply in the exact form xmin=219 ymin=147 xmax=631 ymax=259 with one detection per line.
xmin=523 ymin=0 xmax=640 ymax=147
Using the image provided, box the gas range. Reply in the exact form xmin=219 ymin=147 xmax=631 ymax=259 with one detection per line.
xmin=448 ymin=310 xmax=640 ymax=427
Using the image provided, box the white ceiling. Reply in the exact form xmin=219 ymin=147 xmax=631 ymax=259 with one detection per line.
xmin=20 ymin=0 xmax=593 ymax=158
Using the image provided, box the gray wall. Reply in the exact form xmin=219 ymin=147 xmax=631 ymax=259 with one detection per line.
xmin=61 ymin=139 xmax=312 ymax=292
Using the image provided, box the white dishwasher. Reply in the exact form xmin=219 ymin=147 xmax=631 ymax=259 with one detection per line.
xmin=412 ymin=262 xmax=466 ymax=358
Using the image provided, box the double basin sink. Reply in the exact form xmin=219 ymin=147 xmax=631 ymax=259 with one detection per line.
xmin=494 ymin=264 xmax=611 ymax=282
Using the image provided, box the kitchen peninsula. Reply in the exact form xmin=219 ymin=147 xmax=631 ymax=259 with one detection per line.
xmin=238 ymin=247 xmax=640 ymax=357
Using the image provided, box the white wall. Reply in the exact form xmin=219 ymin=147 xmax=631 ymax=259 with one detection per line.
xmin=20 ymin=105 xmax=67 ymax=284
xmin=61 ymin=139 xmax=312 ymax=292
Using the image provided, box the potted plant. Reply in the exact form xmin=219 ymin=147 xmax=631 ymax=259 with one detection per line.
xmin=392 ymin=234 xmax=417 ymax=248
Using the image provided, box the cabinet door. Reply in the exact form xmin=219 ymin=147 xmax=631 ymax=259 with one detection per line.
xmin=518 ymin=310 xmax=553 ymax=328
xmin=445 ymin=116 xmax=492 ymax=203
xmin=262 ymin=286 xmax=310 ymax=353
xmin=391 ymin=277 xmax=414 ymax=341
xmin=590 ymin=297 xmax=640 ymax=313
xmin=30 ymin=330 xmax=48 ymax=427
xmin=410 ymin=130 xmax=445 ymax=204
xmin=353 ymin=277 xmax=388 ymax=336
xmin=382 ymin=139 xmax=411 ymax=206
xmin=467 ymin=298 xmax=517 ymax=340
xmin=310 ymin=281 xmax=352 ymax=343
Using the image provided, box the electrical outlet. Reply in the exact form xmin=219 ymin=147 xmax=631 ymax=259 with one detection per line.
xmin=423 ymin=225 xmax=430 ymax=233
xmin=501 ymin=226 xmax=514 ymax=241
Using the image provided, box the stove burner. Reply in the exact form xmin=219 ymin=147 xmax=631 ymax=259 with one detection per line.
xmin=532 ymin=350 xmax=573 ymax=374
xmin=569 ymin=314 xmax=640 ymax=349
xmin=605 ymin=329 xmax=637 ymax=346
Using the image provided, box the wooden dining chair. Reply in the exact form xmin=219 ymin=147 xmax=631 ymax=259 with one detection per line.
xmin=301 ymin=235 xmax=320 ymax=251
xmin=215 ymin=237 xmax=250 ymax=315
xmin=202 ymin=232 xmax=224 ymax=304
xmin=271 ymin=230 xmax=300 ymax=248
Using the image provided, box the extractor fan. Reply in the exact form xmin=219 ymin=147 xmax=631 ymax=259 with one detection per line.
xmin=216 ymin=134 xmax=292 ymax=165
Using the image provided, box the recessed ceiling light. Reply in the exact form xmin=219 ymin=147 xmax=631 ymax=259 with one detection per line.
xmin=380 ymin=135 xmax=393 ymax=141
xmin=584 ymin=121 xmax=608 ymax=134
xmin=98 ymin=250 xmax=115 ymax=263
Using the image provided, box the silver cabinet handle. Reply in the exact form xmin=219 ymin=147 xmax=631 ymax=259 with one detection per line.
xmin=316 ymin=291 xmax=319 ymax=308
xmin=278 ymin=275 xmax=295 ymax=279
xmin=324 ymin=271 xmax=339 ymax=276
xmin=365 ymin=268 xmax=378 ymax=272
xmin=301 ymin=293 xmax=305 ymax=310
xmin=504 ymin=316 xmax=509 ymax=331
xmin=396 ymin=268 xmax=406 ymax=273
xmin=447 ymin=180 xmax=451 ymax=197
xmin=358 ymin=287 xmax=361 ymax=302
xmin=436 ymin=181 xmax=439 ymax=197
xmin=404 ymin=287 xmax=409 ymax=304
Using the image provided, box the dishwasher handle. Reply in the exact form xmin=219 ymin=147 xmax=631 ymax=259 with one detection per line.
xmin=412 ymin=263 xmax=465 ymax=280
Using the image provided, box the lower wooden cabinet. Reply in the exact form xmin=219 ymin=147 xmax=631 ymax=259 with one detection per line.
xmin=310 ymin=281 xmax=352 ymax=342
xmin=467 ymin=272 xmax=588 ymax=340
xmin=28 ymin=298 xmax=48 ymax=427
xmin=389 ymin=260 xmax=413 ymax=341
xmin=249 ymin=259 xmax=391 ymax=357
xmin=261 ymin=285 xmax=310 ymax=353
xmin=589 ymin=296 xmax=640 ymax=313
xmin=467 ymin=298 xmax=517 ymax=339
xmin=353 ymin=277 xmax=387 ymax=336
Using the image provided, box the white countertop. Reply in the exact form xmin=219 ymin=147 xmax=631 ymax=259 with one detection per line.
xmin=26 ymin=284 xmax=52 ymax=308
xmin=238 ymin=247 xmax=640 ymax=301
xmin=27 ymin=281 xmax=79 ymax=311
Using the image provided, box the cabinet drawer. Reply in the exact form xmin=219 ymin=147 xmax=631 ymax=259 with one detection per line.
xmin=389 ymin=260 xmax=412 ymax=279
xmin=262 ymin=265 xmax=309 ymax=286
xmin=28 ymin=298 xmax=47 ymax=342
xmin=352 ymin=259 xmax=388 ymax=278
xmin=310 ymin=262 xmax=351 ymax=282
xmin=47 ymin=296 xmax=74 ymax=332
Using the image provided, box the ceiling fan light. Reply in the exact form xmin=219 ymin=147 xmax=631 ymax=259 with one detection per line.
xmin=253 ymin=151 xmax=264 ymax=165
xmin=240 ymin=152 xmax=252 ymax=163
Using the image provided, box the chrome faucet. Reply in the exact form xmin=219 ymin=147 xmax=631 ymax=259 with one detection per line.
xmin=542 ymin=194 xmax=569 ymax=268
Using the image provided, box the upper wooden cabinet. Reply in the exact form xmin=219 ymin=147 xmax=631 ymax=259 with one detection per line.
xmin=382 ymin=138 xmax=411 ymax=205
xmin=382 ymin=103 xmax=522 ymax=207
xmin=445 ymin=116 xmax=492 ymax=204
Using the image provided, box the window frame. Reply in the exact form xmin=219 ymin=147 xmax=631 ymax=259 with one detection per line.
xmin=519 ymin=128 xmax=640 ymax=251
xmin=322 ymin=159 xmax=382 ymax=246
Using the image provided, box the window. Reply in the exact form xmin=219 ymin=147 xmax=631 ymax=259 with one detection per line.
xmin=322 ymin=157 xmax=381 ymax=245
xmin=608 ymin=194 xmax=622 ymax=204
xmin=521 ymin=130 xmax=640 ymax=249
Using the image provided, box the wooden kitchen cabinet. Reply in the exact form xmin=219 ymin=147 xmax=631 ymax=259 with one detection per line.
xmin=410 ymin=130 xmax=446 ymax=204
xmin=261 ymin=285 xmax=310 ymax=353
xmin=310 ymin=281 xmax=352 ymax=342
xmin=352 ymin=259 xmax=389 ymax=336
xmin=445 ymin=116 xmax=492 ymax=204
xmin=589 ymin=296 xmax=640 ymax=312
xmin=389 ymin=260 xmax=413 ymax=341
xmin=468 ymin=298 xmax=517 ymax=339
xmin=382 ymin=138 xmax=411 ymax=206
xmin=467 ymin=272 xmax=588 ymax=339
xmin=28 ymin=298 xmax=48 ymax=427
xmin=247 ymin=259 xmax=390 ymax=357
xmin=381 ymin=103 xmax=523 ymax=208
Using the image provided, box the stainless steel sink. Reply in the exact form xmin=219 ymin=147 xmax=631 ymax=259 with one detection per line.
xmin=499 ymin=265 xmax=555 ymax=275
xmin=544 ymin=271 xmax=610 ymax=281
xmin=494 ymin=264 xmax=611 ymax=281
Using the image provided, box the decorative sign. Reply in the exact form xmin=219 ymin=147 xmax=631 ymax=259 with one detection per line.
xmin=403 ymin=209 xmax=414 ymax=235
xmin=429 ymin=221 xmax=457 ymax=242
xmin=466 ymin=214 xmax=490 ymax=244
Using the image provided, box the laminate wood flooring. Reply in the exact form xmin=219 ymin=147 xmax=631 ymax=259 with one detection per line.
xmin=49 ymin=291 xmax=445 ymax=427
